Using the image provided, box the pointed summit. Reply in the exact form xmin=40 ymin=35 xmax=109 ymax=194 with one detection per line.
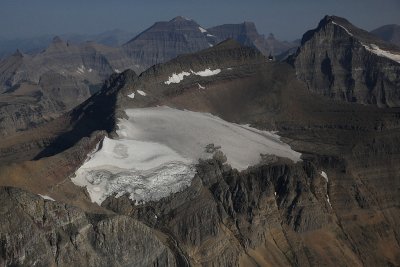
xmin=170 ymin=16 xmax=192 ymax=23
xmin=294 ymin=15 xmax=400 ymax=107
xmin=12 ymin=49 xmax=24 ymax=57
xmin=52 ymin=36 xmax=64 ymax=44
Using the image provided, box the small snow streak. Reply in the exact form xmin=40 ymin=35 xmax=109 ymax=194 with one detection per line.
xmin=321 ymin=171 xmax=328 ymax=182
xmin=191 ymin=68 xmax=221 ymax=76
xmin=199 ymin=27 xmax=207 ymax=33
xmin=164 ymin=71 xmax=191 ymax=84
xmin=331 ymin=21 xmax=353 ymax=36
xmin=137 ymin=90 xmax=147 ymax=96
xmin=127 ymin=92 xmax=135 ymax=99
xmin=38 ymin=194 xmax=55 ymax=201
xmin=76 ymin=65 xmax=85 ymax=74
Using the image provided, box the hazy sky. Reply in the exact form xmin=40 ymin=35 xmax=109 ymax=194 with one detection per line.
xmin=0 ymin=0 xmax=399 ymax=40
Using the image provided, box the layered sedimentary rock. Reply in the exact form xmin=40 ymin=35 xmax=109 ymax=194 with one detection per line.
xmin=293 ymin=15 xmax=400 ymax=107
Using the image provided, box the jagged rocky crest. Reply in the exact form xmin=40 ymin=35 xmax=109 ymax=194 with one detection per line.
xmin=293 ymin=15 xmax=400 ymax=107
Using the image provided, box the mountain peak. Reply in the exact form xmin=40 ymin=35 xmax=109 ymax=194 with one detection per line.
xmin=52 ymin=36 xmax=64 ymax=44
xmin=170 ymin=16 xmax=192 ymax=23
xmin=12 ymin=49 xmax=24 ymax=57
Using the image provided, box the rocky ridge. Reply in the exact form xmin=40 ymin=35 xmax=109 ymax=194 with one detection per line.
xmin=293 ymin=15 xmax=400 ymax=107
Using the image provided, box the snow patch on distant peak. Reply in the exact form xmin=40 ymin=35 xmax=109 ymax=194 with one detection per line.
xmin=331 ymin=21 xmax=353 ymax=36
xmin=206 ymin=34 xmax=215 ymax=37
xmin=76 ymin=65 xmax=85 ymax=74
xmin=137 ymin=90 xmax=147 ymax=96
xmin=362 ymin=43 xmax=400 ymax=64
xmin=208 ymin=43 xmax=213 ymax=47
xmin=164 ymin=68 xmax=221 ymax=85
xmin=321 ymin=171 xmax=328 ymax=182
xmin=191 ymin=68 xmax=221 ymax=77
xmin=38 ymin=194 xmax=55 ymax=201
xmin=127 ymin=92 xmax=135 ymax=99
xmin=199 ymin=27 xmax=207 ymax=33
xmin=197 ymin=83 xmax=205 ymax=89
xmin=164 ymin=71 xmax=191 ymax=84
xmin=114 ymin=69 xmax=121 ymax=73
xmin=326 ymin=194 xmax=332 ymax=208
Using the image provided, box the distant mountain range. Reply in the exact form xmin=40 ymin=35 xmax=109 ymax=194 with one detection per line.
xmin=1 ymin=15 xmax=400 ymax=137
xmin=0 ymin=29 xmax=135 ymax=59
xmin=370 ymin=24 xmax=400 ymax=47
xmin=0 ymin=17 xmax=300 ymax=136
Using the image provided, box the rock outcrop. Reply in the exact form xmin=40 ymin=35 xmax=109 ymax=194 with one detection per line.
xmin=0 ymin=187 xmax=176 ymax=267
xmin=0 ymin=37 xmax=138 ymax=136
xmin=208 ymin=23 xmax=297 ymax=56
xmin=293 ymin=15 xmax=400 ymax=107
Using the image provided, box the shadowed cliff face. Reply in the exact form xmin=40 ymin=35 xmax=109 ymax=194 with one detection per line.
xmin=0 ymin=21 xmax=400 ymax=267
xmin=293 ymin=15 xmax=400 ymax=107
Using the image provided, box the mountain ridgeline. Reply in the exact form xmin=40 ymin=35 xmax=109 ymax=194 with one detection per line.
xmin=293 ymin=15 xmax=400 ymax=107
xmin=0 ymin=15 xmax=400 ymax=267
xmin=371 ymin=24 xmax=400 ymax=47
xmin=0 ymin=17 xmax=296 ymax=137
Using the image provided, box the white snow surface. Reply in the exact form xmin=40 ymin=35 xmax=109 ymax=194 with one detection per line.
xmin=137 ymin=90 xmax=147 ymax=96
xmin=362 ymin=43 xmax=400 ymax=64
xmin=72 ymin=107 xmax=301 ymax=205
xmin=164 ymin=71 xmax=191 ymax=84
xmin=76 ymin=65 xmax=85 ymax=74
xmin=321 ymin=171 xmax=328 ymax=182
xmin=38 ymin=194 xmax=55 ymax=201
xmin=331 ymin=21 xmax=353 ymax=36
xmin=191 ymin=68 xmax=221 ymax=76
xmin=164 ymin=68 xmax=221 ymax=85
xmin=127 ymin=92 xmax=135 ymax=99
xmin=114 ymin=69 xmax=121 ymax=73
xmin=199 ymin=27 xmax=207 ymax=33
xmin=197 ymin=83 xmax=205 ymax=89
xmin=326 ymin=194 xmax=332 ymax=208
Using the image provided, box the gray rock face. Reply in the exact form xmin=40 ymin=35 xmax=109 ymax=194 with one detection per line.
xmin=208 ymin=23 xmax=298 ymax=56
xmin=371 ymin=24 xmax=400 ymax=47
xmin=0 ymin=37 xmax=139 ymax=136
xmin=123 ymin=16 xmax=213 ymax=70
xmin=0 ymin=187 xmax=176 ymax=267
xmin=293 ymin=15 xmax=400 ymax=107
